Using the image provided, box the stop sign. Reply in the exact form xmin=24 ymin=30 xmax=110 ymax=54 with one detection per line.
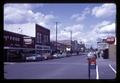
xmin=106 ymin=36 xmax=115 ymax=44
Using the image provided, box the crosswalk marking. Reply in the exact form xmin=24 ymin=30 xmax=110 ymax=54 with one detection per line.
xmin=96 ymin=65 xmax=99 ymax=79
xmin=109 ymin=64 xmax=116 ymax=74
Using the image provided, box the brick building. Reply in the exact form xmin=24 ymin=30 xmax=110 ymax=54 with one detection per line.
xmin=4 ymin=30 xmax=35 ymax=62
xmin=35 ymin=24 xmax=50 ymax=57
xmin=4 ymin=24 xmax=50 ymax=62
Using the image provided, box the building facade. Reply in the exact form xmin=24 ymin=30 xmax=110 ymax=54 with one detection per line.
xmin=35 ymin=24 xmax=50 ymax=57
xmin=50 ymin=41 xmax=67 ymax=54
xmin=4 ymin=24 xmax=51 ymax=62
xmin=4 ymin=30 xmax=35 ymax=62
xmin=109 ymin=44 xmax=116 ymax=61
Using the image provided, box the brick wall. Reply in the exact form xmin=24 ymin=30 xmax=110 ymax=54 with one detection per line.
xmin=109 ymin=44 xmax=116 ymax=61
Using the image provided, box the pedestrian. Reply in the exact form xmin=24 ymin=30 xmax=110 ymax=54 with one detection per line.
xmin=100 ymin=50 xmax=103 ymax=59
xmin=94 ymin=51 xmax=97 ymax=59
xmin=98 ymin=51 xmax=100 ymax=58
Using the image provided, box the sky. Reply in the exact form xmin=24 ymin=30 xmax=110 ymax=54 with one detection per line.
xmin=4 ymin=3 xmax=116 ymax=48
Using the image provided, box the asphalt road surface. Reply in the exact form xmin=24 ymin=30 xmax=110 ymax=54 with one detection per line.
xmin=4 ymin=54 xmax=116 ymax=79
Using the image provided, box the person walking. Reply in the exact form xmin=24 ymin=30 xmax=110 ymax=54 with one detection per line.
xmin=100 ymin=50 xmax=103 ymax=59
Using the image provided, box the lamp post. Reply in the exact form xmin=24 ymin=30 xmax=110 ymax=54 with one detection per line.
xmin=56 ymin=22 xmax=58 ymax=53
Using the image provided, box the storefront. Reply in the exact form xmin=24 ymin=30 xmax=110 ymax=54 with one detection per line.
xmin=4 ymin=30 xmax=35 ymax=62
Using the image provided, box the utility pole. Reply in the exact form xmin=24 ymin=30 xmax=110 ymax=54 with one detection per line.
xmin=55 ymin=22 xmax=59 ymax=54
xmin=70 ymin=31 xmax=72 ymax=56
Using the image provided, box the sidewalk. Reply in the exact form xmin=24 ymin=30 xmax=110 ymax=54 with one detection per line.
xmin=96 ymin=58 xmax=116 ymax=68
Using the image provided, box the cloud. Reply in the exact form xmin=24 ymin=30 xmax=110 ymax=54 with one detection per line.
xmin=64 ymin=24 xmax=84 ymax=32
xmin=4 ymin=3 xmax=56 ymax=38
xmin=4 ymin=4 xmax=55 ymax=24
xmin=71 ymin=7 xmax=90 ymax=21
xmin=92 ymin=20 xmax=111 ymax=33
xmin=71 ymin=14 xmax=79 ymax=19
xmin=50 ymin=24 xmax=84 ymax=41
xmin=4 ymin=4 xmax=116 ymax=48
xmin=99 ymin=23 xmax=115 ymax=33
xmin=4 ymin=23 xmax=35 ymax=37
xmin=76 ymin=21 xmax=116 ymax=47
xmin=50 ymin=22 xmax=111 ymax=47
xmin=92 ymin=3 xmax=116 ymax=18
xmin=91 ymin=21 xmax=116 ymax=40
xmin=4 ymin=3 xmax=43 ymax=11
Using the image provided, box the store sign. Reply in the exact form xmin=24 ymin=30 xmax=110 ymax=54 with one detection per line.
xmin=97 ymin=43 xmax=108 ymax=49
xmin=35 ymin=45 xmax=50 ymax=50
xmin=23 ymin=36 xmax=33 ymax=45
xmin=106 ymin=36 xmax=115 ymax=44
xmin=24 ymin=38 xmax=32 ymax=44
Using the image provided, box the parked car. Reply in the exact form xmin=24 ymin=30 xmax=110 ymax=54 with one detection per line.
xmin=26 ymin=54 xmax=43 ymax=61
xmin=36 ymin=54 xmax=44 ymax=61
xmin=62 ymin=52 xmax=67 ymax=57
xmin=26 ymin=55 xmax=36 ymax=61
xmin=66 ymin=53 xmax=71 ymax=57
xmin=57 ymin=54 xmax=63 ymax=58
xmin=42 ymin=53 xmax=51 ymax=60
xmin=47 ymin=55 xmax=54 ymax=59
xmin=52 ymin=53 xmax=58 ymax=59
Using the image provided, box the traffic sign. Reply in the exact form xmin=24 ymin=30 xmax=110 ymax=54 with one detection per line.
xmin=106 ymin=36 xmax=115 ymax=44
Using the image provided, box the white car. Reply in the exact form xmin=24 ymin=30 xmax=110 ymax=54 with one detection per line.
xmin=53 ymin=53 xmax=58 ymax=58
xmin=62 ymin=53 xmax=66 ymax=57
xmin=26 ymin=56 xmax=36 ymax=61
xmin=26 ymin=54 xmax=42 ymax=61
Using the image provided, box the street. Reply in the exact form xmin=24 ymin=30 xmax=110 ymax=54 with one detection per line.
xmin=4 ymin=54 xmax=116 ymax=79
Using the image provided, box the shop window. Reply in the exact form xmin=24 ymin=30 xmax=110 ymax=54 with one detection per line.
xmin=44 ymin=35 xmax=47 ymax=43
xmin=17 ymin=38 xmax=19 ymax=41
xmin=46 ymin=35 xmax=49 ymax=43
xmin=4 ymin=36 xmax=8 ymax=40
xmin=39 ymin=33 xmax=42 ymax=43
xmin=12 ymin=37 xmax=14 ymax=41
xmin=37 ymin=33 xmax=39 ymax=43
xmin=18 ymin=38 xmax=20 ymax=41
xmin=10 ymin=36 xmax=11 ymax=40
xmin=15 ymin=37 xmax=17 ymax=41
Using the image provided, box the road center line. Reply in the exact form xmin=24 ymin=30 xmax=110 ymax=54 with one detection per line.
xmin=109 ymin=64 xmax=116 ymax=74
xmin=96 ymin=65 xmax=99 ymax=80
